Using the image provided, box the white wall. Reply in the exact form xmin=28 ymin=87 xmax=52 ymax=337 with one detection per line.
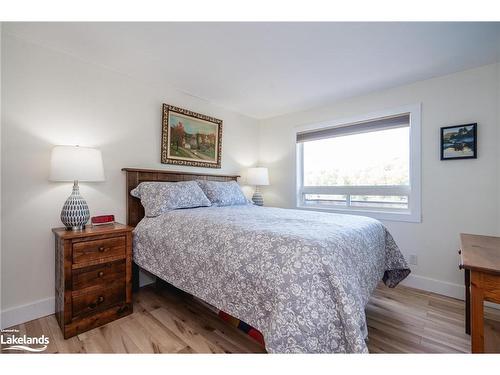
xmin=259 ymin=63 xmax=500 ymax=298
xmin=0 ymin=22 xmax=3 ymax=329
xmin=497 ymin=62 xmax=500 ymax=235
xmin=0 ymin=34 xmax=260 ymax=327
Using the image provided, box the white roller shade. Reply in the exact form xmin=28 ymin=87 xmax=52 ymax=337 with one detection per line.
xmin=296 ymin=113 xmax=410 ymax=143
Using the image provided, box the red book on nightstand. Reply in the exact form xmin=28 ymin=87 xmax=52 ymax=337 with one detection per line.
xmin=91 ymin=215 xmax=115 ymax=226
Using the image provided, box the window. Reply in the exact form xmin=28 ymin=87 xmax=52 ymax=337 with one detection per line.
xmin=296 ymin=105 xmax=421 ymax=222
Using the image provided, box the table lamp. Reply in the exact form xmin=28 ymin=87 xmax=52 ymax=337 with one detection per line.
xmin=247 ymin=167 xmax=269 ymax=206
xmin=49 ymin=145 xmax=105 ymax=230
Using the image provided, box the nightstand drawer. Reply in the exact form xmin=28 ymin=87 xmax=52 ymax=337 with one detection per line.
xmin=72 ymin=282 xmax=125 ymax=318
xmin=72 ymin=260 xmax=126 ymax=291
xmin=73 ymin=236 xmax=126 ymax=265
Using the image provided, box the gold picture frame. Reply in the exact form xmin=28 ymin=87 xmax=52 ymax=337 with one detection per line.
xmin=161 ymin=104 xmax=223 ymax=168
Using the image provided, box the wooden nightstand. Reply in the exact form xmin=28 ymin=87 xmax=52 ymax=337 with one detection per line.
xmin=52 ymin=223 xmax=134 ymax=338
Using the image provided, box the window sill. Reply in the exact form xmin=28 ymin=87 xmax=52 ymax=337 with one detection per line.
xmin=296 ymin=204 xmax=421 ymax=223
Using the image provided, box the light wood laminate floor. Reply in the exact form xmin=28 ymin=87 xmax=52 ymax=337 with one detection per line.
xmin=3 ymin=284 xmax=500 ymax=353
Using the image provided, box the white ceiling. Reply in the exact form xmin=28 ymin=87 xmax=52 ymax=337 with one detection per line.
xmin=4 ymin=22 xmax=500 ymax=119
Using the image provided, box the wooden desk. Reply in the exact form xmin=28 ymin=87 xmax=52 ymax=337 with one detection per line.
xmin=459 ymin=233 xmax=500 ymax=353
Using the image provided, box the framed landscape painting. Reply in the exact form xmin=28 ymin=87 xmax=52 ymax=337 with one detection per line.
xmin=161 ymin=104 xmax=223 ymax=168
xmin=440 ymin=123 xmax=477 ymax=160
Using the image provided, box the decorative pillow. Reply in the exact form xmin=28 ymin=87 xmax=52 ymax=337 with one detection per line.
xmin=130 ymin=181 xmax=211 ymax=217
xmin=196 ymin=180 xmax=249 ymax=206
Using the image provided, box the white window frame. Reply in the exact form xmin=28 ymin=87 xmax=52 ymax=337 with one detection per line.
xmin=295 ymin=104 xmax=421 ymax=223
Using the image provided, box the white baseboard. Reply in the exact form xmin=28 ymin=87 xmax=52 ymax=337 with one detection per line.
xmin=401 ymin=274 xmax=465 ymax=300
xmin=139 ymin=268 xmax=156 ymax=288
xmin=1 ymin=297 xmax=55 ymax=329
xmin=401 ymin=273 xmax=499 ymax=309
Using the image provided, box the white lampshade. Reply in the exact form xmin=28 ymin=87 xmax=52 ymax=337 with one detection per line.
xmin=247 ymin=167 xmax=270 ymax=186
xmin=49 ymin=146 xmax=105 ymax=182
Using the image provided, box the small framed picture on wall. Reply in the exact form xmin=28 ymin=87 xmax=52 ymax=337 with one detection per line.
xmin=440 ymin=123 xmax=477 ymax=160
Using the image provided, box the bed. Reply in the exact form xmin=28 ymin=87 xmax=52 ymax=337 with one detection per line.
xmin=123 ymin=168 xmax=410 ymax=353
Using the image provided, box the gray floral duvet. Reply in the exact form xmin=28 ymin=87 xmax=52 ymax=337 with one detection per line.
xmin=133 ymin=205 xmax=410 ymax=353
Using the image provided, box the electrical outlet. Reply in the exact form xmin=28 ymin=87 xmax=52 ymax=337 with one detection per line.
xmin=409 ymin=254 xmax=418 ymax=266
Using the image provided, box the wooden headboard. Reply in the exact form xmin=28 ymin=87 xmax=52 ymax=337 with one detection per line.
xmin=122 ymin=168 xmax=240 ymax=226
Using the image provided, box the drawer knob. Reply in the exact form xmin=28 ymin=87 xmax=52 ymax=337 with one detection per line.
xmin=98 ymin=246 xmax=107 ymax=252
xmin=97 ymin=271 xmax=104 ymax=278
xmin=89 ymin=296 xmax=105 ymax=309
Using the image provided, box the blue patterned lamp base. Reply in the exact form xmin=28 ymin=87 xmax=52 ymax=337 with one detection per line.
xmin=252 ymin=187 xmax=264 ymax=206
xmin=61 ymin=181 xmax=90 ymax=230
